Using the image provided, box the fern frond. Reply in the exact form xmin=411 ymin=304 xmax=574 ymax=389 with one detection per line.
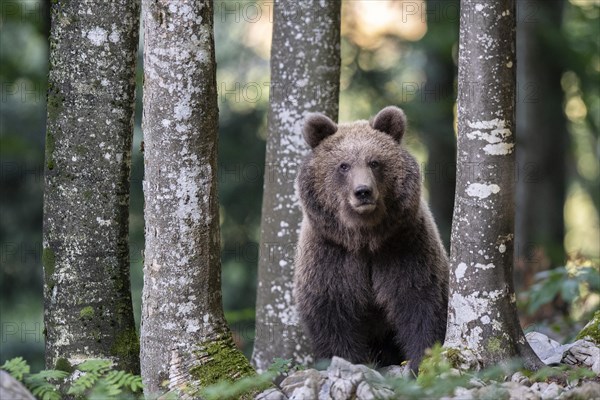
xmin=76 ymin=359 xmax=113 ymax=374
xmin=68 ymin=371 xmax=100 ymax=395
xmin=1 ymin=357 xmax=30 ymax=380
xmin=30 ymin=383 xmax=61 ymax=400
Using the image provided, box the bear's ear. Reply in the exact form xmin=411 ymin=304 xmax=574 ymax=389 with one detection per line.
xmin=303 ymin=113 xmax=338 ymax=149
xmin=371 ymin=106 xmax=407 ymax=142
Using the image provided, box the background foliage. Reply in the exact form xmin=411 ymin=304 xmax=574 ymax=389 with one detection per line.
xmin=1 ymin=0 xmax=598 ymax=371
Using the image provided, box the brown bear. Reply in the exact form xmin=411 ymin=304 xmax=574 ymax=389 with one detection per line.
xmin=294 ymin=106 xmax=449 ymax=374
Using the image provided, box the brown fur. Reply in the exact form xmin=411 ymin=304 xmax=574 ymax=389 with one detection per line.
xmin=294 ymin=106 xmax=449 ymax=373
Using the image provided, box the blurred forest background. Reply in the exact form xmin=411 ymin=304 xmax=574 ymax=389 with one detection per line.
xmin=1 ymin=0 xmax=598 ymax=371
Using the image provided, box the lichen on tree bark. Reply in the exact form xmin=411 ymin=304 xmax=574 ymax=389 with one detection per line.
xmin=43 ymin=0 xmax=140 ymax=373
xmin=252 ymin=0 xmax=341 ymax=372
xmin=139 ymin=0 xmax=254 ymax=396
xmin=444 ymin=0 xmax=544 ymax=370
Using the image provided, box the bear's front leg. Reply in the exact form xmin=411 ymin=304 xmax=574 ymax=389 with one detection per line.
xmin=394 ymin=290 xmax=444 ymax=375
xmin=373 ymin=259 xmax=447 ymax=375
xmin=298 ymin=289 xmax=372 ymax=364
xmin=295 ymin=238 xmax=373 ymax=364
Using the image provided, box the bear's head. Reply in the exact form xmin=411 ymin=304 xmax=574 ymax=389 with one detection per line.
xmin=298 ymin=106 xmax=421 ymax=246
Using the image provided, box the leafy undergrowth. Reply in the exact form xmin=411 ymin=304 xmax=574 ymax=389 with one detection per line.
xmin=201 ymin=345 xmax=598 ymax=399
xmin=1 ymin=357 xmax=300 ymax=400
xmin=402 ymin=345 xmax=597 ymax=399
xmin=200 ymin=357 xmax=305 ymax=400
xmin=520 ymin=257 xmax=600 ymax=341
xmin=1 ymin=357 xmax=143 ymax=400
xmin=4 ymin=351 xmax=597 ymax=400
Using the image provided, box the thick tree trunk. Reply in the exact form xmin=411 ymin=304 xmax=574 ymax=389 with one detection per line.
xmin=43 ymin=0 xmax=140 ymax=373
xmin=444 ymin=0 xmax=544 ymax=370
xmin=140 ymin=1 xmax=254 ymax=396
xmin=515 ymin=0 xmax=566 ymax=276
xmin=251 ymin=0 xmax=341 ymax=372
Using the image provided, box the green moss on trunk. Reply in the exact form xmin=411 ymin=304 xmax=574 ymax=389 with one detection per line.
xmin=79 ymin=306 xmax=94 ymax=320
xmin=486 ymin=337 xmax=503 ymax=354
xmin=45 ymin=131 xmax=56 ymax=170
xmin=191 ymin=336 xmax=254 ymax=386
xmin=576 ymin=311 xmax=600 ymax=344
xmin=189 ymin=335 xmax=259 ymax=399
xmin=54 ymin=358 xmax=73 ymax=373
xmin=42 ymin=247 xmax=56 ymax=288
xmin=111 ymin=328 xmax=140 ymax=371
xmin=445 ymin=348 xmax=465 ymax=368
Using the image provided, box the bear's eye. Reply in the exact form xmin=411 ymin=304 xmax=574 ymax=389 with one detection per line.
xmin=339 ymin=163 xmax=350 ymax=172
xmin=369 ymin=160 xmax=380 ymax=169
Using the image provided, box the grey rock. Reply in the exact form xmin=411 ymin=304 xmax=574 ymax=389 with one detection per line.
xmin=526 ymin=331 xmax=569 ymax=365
xmin=329 ymin=378 xmax=354 ymax=400
xmin=531 ymin=381 xmax=567 ymax=400
xmin=527 ymin=332 xmax=600 ymax=374
xmin=355 ymin=381 xmax=395 ymax=400
xmin=328 ymin=357 xmax=385 ymax=384
xmin=318 ymin=378 xmax=333 ymax=400
xmin=322 ymin=357 xmax=395 ymax=400
xmin=290 ymin=384 xmax=320 ymax=400
xmin=255 ymin=388 xmax=288 ymax=400
xmin=561 ymin=339 xmax=600 ymax=373
xmin=0 ymin=371 xmax=35 ymax=400
xmin=510 ymin=371 xmax=532 ymax=386
xmin=557 ymin=382 xmax=600 ymax=399
xmin=501 ymin=382 xmax=542 ymax=400
xmin=539 ymin=382 xmax=563 ymax=400
xmin=473 ymin=384 xmax=510 ymax=400
xmin=468 ymin=377 xmax=486 ymax=388
xmin=531 ymin=382 xmax=549 ymax=393
xmin=379 ymin=364 xmax=410 ymax=379
xmin=280 ymin=369 xmax=325 ymax=397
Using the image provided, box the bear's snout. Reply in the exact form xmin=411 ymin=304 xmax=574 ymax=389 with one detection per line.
xmin=354 ymin=185 xmax=373 ymax=201
xmin=348 ymin=167 xmax=380 ymax=214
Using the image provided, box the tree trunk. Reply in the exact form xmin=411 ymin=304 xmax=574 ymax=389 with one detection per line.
xmin=140 ymin=1 xmax=254 ymax=396
xmin=251 ymin=0 xmax=341 ymax=372
xmin=515 ymin=0 xmax=566 ymax=279
xmin=419 ymin=0 xmax=459 ymax=249
xmin=43 ymin=0 xmax=140 ymax=373
xmin=444 ymin=0 xmax=544 ymax=370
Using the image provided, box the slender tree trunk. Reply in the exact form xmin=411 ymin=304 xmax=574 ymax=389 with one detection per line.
xmin=515 ymin=0 xmax=566 ymax=278
xmin=252 ymin=0 xmax=341 ymax=372
xmin=420 ymin=0 xmax=459 ymax=249
xmin=444 ymin=0 xmax=544 ymax=370
xmin=140 ymin=1 xmax=254 ymax=396
xmin=43 ymin=0 xmax=140 ymax=373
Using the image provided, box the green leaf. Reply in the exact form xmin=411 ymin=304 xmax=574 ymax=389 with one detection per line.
xmin=528 ymin=276 xmax=562 ymax=314
xmin=577 ymin=267 xmax=600 ymax=291
xmin=69 ymin=372 xmax=100 ymax=395
xmin=267 ymin=358 xmax=293 ymax=374
xmin=1 ymin=357 xmax=30 ymax=380
xmin=560 ymin=279 xmax=579 ymax=303
xmin=33 ymin=369 xmax=69 ymax=380
xmin=77 ymin=359 xmax=113 ymax=373
xmin=129 ymin=376 xmax=144 ymax=393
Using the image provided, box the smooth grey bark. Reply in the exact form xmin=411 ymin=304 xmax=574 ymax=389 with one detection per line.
xmin=43 ymin=0 xmax=140 ymax=372
xmin=444 ymin=0 xmax=544 ymax=370
xmin=140 ymin=1 xmax=254 ymax=396
xmin=252 ymin=0 xmax=341 ymax=372
xmin=515 ymin=0 xmax=566 ymax=274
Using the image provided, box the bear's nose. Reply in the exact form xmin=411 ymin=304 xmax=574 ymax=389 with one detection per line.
xmin=354 ymin=185 xmax=372 ymax=200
